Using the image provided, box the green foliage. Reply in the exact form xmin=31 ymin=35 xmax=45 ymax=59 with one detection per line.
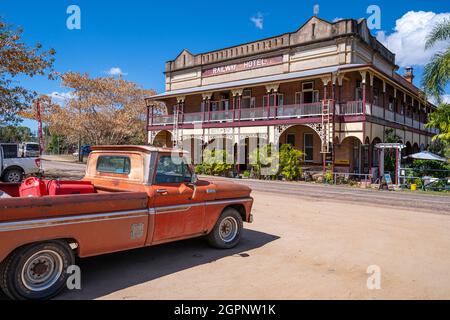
xmin=0 ymin=125 xmax=35 ymax=143
xmin=425 ymin=103 xmax=450 ymax=143
xmin=249 ymin=144 xmax=279 ymax=179
xmin=422 ymin=18 xmax=450 ymax=102
xmin=242 ymin=170 xmax=250 ymax=178
xmin=46 ymin=133 xmax=70 ymax=154
xmin=201 ymin=149 xmax=233 ymax=176
xmin=279 ymin=144 xmax=303 ymax=181
xmin=408 ymin=159 xmax=450 ymax=179
xmin=383 ymin=128 xmax=402 ymax=173
xmin=324 ymin=164 xmax=334 ymax=183
xmin=194 ymin=164 xmax=204 ymax=175
xmin=428 ymin=139 xmax=450 ymax=158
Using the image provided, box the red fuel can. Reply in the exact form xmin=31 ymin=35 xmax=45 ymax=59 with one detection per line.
xmin=19 ymin=178 xmax=48 ymax=197
xmin=47 ymin=180 xmax=95 ymax=196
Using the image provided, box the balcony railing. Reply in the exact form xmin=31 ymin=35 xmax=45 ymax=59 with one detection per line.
xmin=150 ymin=100 xmax=432 ymax=134
xmin=337 ymin=101 xmax=364 ymax=115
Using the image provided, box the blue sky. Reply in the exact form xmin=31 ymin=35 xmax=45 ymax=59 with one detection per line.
xmin=1 ymin=0 xmax=449 ymax=131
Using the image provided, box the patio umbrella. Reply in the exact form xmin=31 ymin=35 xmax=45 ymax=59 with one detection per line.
xmin=404 ymin=151 xmax=448 ymax=162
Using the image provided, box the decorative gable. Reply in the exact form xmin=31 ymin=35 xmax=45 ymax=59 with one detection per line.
xmin=290 ymin=16 xmax=333 ymax=45
xmin=173 ymin=49 xmax=195 ymax=70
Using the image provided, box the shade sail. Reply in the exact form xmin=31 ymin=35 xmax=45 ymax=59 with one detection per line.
xmin=404 ymin=151 xmax=448 ymax=162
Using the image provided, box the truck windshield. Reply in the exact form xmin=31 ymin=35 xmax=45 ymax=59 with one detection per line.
xmin=27 ymin=144 xmax=39 ymax=151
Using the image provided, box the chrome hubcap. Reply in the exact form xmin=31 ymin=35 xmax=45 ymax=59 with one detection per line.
xmin=21 ymin=250 xmax=63 ymax=292
xmin=219 ymin=217 xmax=238 ymax=243
xmin=7 ymin=172 xmax=21 ymax=183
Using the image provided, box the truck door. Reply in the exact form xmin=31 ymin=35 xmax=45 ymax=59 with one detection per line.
xmin=151 ymin=154 xmax=205 ymax=243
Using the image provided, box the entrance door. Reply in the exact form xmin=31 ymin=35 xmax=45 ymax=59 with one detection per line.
xmin=151 ymin=154 xmax=205 ymax=243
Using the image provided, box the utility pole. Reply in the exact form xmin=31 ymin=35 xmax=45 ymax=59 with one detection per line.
xmin=36 ymin=99 xmax=44 ymax=156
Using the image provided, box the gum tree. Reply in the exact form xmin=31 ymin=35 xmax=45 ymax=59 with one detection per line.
xmin=0 ymin=17 xmax=55 ymax=125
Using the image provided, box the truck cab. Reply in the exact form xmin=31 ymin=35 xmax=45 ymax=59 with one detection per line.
xmin=0 ymin=143 xmax=41 ymax=183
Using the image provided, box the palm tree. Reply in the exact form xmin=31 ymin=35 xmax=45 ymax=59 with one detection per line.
xmin=422 ymin=19 xmax=450 ymax=150
xmin=422 ymin=18 xmax=450 ymax=101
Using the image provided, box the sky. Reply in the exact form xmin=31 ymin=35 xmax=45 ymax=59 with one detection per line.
xmin=1 ymin=0 xmax=449 ymax=131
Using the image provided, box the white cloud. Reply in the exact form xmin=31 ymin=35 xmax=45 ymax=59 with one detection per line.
xmin=48 ymin=91 xmax=74 ymax=103
xmin=250 ymin=12 xmax=264 ymax=30
xmin=106 ymin=67 xmax=127 ymax=76
xmin=333 ymin=17 xmax=344 ymax=22
xmin=429 ymin=94 xmax=450 ymax=105
xmin=376 ymin=11 xmax=450 ymax=67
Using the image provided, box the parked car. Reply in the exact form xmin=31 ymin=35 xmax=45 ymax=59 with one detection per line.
xmin=72 ymin=145 xmax=92 ymax=159
xmin=0 ymin=144 xmax=41 ymax=183
xmin=19 ymin=142 xmax=40 ymax=158
xmin=0 ymin=145 xmax=254 ymax=300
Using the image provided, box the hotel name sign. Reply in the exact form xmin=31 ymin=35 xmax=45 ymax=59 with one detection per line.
xmin=202 ymin=55 xmax=283 ymax=78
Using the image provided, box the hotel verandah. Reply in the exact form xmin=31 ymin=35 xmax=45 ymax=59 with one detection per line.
xmin=145 ymin=16 xmax=438 ymax=177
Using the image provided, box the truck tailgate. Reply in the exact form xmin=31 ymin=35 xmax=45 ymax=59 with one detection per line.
xmin=0 ymin=192 xmax=149 ymax=222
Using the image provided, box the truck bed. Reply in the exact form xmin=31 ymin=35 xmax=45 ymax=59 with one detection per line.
xmin=0 ymin=188 xmax=149 ymax=223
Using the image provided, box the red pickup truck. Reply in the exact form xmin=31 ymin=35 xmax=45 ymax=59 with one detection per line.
xmin=0 ymin=146 xmax=253 ymax=300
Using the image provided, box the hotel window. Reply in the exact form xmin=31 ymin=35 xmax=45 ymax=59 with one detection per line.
xmin=286 ymin=134 xmax=296 ymax=147
xmin=241 ymin=89 xmax=255 ymax=109
xmin=373 ymin=88 xmax=379 ymax=106
xmin=296 ymin=82 xmax=319 ymax=104
xmin=356 ymin=81 xmax=363 ymax=101
xmin=304 ymin=133 xmax=314 ymax=162
xmin=263 ymin=94 xmax=284 ymax=107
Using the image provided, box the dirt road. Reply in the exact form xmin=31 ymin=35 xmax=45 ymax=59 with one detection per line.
xmin=53 ymin=189 xmax=450 ymax=300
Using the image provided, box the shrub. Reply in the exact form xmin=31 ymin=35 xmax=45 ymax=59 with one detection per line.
xmin=201 ymin=149 xmax=233 ymax=176
xmin=279 ymin=144 xmax=303 ymax=181
xmin=249 ymin=144 xmax=279 ymax=179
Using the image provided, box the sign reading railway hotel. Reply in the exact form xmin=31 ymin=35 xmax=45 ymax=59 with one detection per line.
xmin=202 ymin=55 xmax=283 ymax=77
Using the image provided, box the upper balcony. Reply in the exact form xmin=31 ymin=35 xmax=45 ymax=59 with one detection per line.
xmin=151 ymin=102 xmax=325 ymax=126
xmin=148 ymin=100 xmax=438 ymax=135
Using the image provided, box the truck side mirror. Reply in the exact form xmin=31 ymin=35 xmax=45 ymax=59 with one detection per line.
xmin=191 ymin=173 xmax=198 ymax=185
xmin=188 ymin=174 xmax=198 ymax=200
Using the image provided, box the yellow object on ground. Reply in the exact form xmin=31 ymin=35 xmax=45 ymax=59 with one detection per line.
xmin=411 ymin=184 xmax=417 ymax=191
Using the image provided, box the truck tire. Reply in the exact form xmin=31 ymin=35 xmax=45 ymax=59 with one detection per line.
xmin=0 ymin=240 xmax=75 ymax=300
xmin=207 ymin=208 xmax=243 ymax=249
xmin=2 ymin=169 xmax=24 ymax=183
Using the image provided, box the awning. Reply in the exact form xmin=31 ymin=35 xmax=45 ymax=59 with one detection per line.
xmin=149 ymin=64 xmax=364 ymax=100
xmin=404 ymin=151 xmax=448 ymax=162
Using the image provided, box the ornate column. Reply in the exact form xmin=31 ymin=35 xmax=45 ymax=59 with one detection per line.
xmin=359 ymin=71 xmax=367 ymax=114
xmin=265 ymin=84 xmax=279 ymax=119
xmin=231 ymin=89 xmax=243 ymax=121
xmin=202 ymin=92 xmax=212 ymax=123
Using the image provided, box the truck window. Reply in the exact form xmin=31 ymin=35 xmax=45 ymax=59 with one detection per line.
xmin=27 ymin=144 xmax=39 ymax=151
xmin=1 ymin=145 xmax=18 ymax=159
xmin=96 ymin=156 xmax=131 ymax=174
xmin=155 ymin=155 xmax=192 ymax=184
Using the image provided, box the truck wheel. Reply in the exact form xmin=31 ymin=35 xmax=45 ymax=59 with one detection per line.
xmin=207 ymin=208 xmax=243 ymax=249
xmin=2 ymin=169 xmax=24 ymax=183
xmin=0 ymin=241 xmax=75 ymax=300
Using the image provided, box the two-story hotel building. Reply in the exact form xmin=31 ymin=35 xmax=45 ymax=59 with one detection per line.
xmin=146 ymin=16 xmax=437 ymax=176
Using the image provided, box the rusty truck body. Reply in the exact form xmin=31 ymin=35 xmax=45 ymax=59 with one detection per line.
xmin=0 ymin=145 xmax=253 ymax=300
